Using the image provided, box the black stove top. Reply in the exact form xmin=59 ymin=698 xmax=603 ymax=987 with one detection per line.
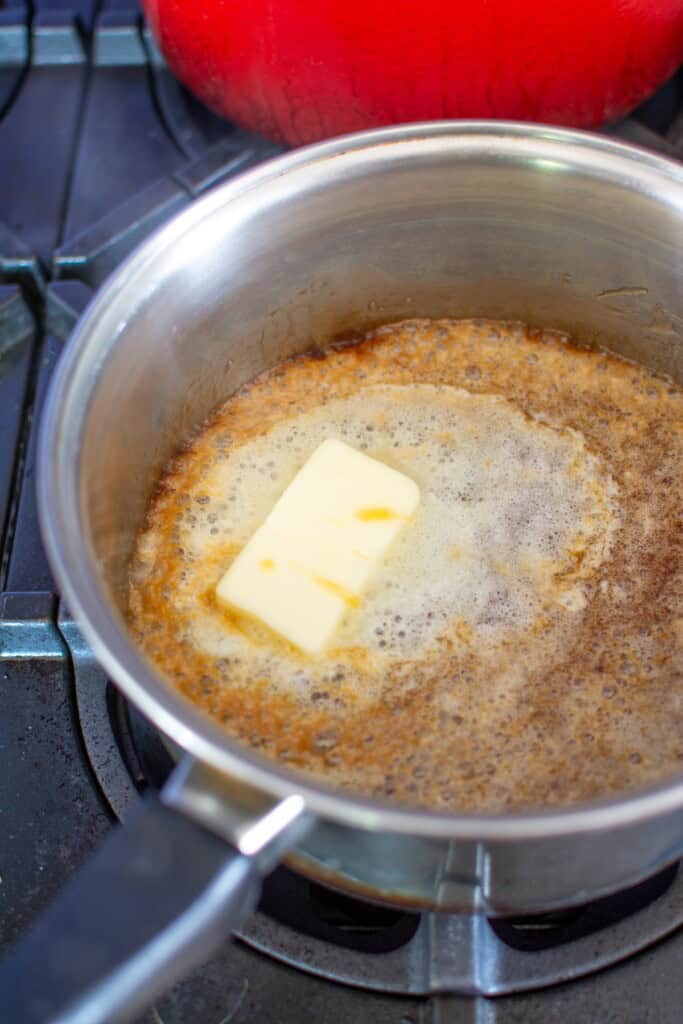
xmin=2 ymin=5 xmax=683 ymax=1021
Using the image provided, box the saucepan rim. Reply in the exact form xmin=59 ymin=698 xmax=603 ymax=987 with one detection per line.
xmin=37 ymin=120 xmax=683 ymax=841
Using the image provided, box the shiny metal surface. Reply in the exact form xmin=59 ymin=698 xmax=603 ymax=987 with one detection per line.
xmin=38 ymin=122 xmax=683 ymax=913
xmin=162 ymin=757 xmax=312 ymax=869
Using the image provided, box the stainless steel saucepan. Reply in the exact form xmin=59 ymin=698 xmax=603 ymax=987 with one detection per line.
xmin=1 ymin=123 xmax=682 ymax=1024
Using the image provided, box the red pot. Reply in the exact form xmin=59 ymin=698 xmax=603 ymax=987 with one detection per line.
xmin=143 ymin=1 xmax=683 ymax=146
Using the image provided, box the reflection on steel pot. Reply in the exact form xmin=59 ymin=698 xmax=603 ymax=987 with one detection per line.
xmin=0 ymin=123 xmax=681 ymax=1024
xmin=142 ymin=0 xmax=683 ymax=144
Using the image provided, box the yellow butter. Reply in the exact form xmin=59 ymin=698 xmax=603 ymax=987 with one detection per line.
xmin=215 ymin=439 xmax=419 ymax=655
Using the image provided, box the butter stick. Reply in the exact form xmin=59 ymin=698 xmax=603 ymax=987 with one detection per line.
xmin=216 ymin=439 xmax=419 ymax=655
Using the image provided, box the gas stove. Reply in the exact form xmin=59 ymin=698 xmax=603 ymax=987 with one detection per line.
xmin=1 ymin=5 xmax=683 ymax=1022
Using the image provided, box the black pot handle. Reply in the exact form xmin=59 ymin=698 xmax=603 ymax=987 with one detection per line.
xmin=0 ymin=772 xmax=308 ymax=1024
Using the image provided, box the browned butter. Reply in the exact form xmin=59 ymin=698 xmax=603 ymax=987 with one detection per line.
xmin=129 ymin=320 xmax=683 ymax=813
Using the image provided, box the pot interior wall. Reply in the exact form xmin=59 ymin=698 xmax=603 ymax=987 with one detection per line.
xmin=78 ymin=136 xmax=683 ymax=623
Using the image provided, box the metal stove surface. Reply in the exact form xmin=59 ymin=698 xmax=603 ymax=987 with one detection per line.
xmin=1 ymin=5 xmax=683 ymax=1021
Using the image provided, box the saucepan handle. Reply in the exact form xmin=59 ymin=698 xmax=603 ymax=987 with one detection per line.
xmin=0 ymin=760 xmax=309 ymax=1024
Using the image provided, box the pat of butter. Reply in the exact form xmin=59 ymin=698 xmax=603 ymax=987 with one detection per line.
xmin=216 ymin=439 xmax=420 ymax=655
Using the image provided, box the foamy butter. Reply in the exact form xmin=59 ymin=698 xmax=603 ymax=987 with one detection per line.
xmin=143 ymin=384 xmax=617 ymax=705
xmin=215 ymin=439 xmax=420 ymax=655
xmin=129 ymin=319 xmax=683 ymax=814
